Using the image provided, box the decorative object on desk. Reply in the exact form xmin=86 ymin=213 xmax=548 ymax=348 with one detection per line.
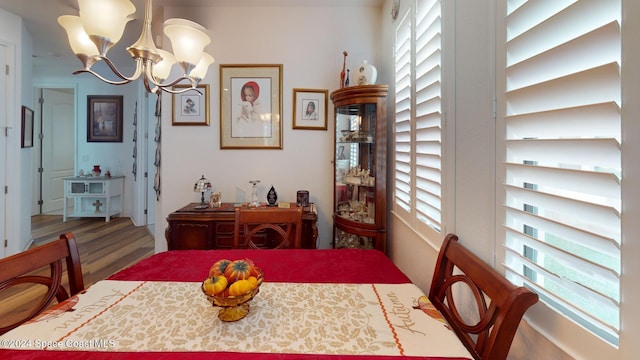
xmin=292 ymin=88 xmax=328 ymax=130
xmin=87 ymin=95 xmax=123 ymax=142
xmin=21 ymin=105 xmax=34 ymax=148
xmin=78 ymin=169 xmax=84 ymax=176
xmin=340 ymin=51 xmax=348 ymax=88
xmin=202 ymin=258 xmax=263 ymax=321
xmin=345 ymin=69 xmax=350 ymax=86
xmin=210 ymin=192 xmax=222 ymax=207
xmin=220 ymin=64 xmax=282 ymax=149
xmin=193 ymin=175 xmax=212 ymax=209
xmin=105 ymin=170 xmax=111 ymax=177
xmin=267 ymin=185 xmax=278 ymax=206
xmin=92 ymin=165 xmax=101 ymax=177
xmin=249 ymin=180 xmax=260 ymax=207
xmin=356 ymin=60 xmax=377 ymax=85
xmin=297 ymin=190 xmax=309 ymax=207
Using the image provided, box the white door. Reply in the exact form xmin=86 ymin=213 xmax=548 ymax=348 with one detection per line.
xmin=0 ymin=44 xmax=7 ymax=258
xmin=40 ymin=88 xmax=74 ymax=214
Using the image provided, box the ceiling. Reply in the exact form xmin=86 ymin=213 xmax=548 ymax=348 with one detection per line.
xmin=0 ymin=0 xmax=195 ymax=66
xmin=0 ymin=0 xmax=384 ymax=67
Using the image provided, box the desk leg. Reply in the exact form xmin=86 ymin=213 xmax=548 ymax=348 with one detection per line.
xmin=105 ymin=196 xmax=111 ymax=222
xmin=63 ymin=197 xmax=68 ymax=222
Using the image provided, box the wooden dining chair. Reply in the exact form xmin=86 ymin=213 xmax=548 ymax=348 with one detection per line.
xmin=233 ymin=207 xmax=303 ymax=249
xmin=428 ymin=233 xmax=539 ymax=360
xmin=0 ymin=232 xmax=85 ymax=335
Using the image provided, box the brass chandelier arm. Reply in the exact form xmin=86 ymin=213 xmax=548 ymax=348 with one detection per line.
xmin=143 ymin=64 xmax=203 ymax=95
xmin=72 ymin=55 xmax=144 ymax=85
xmin=71 ymin=69 xmax=132 ymax=86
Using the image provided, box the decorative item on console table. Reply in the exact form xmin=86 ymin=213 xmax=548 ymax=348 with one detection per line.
xmin=165 ymin=202 xmax=318 ymax=250
xmin=193 ymin=175 xmax=212 ymax=209
xmin=267 ymin=186 xmax=278 ymax=206
xmin=331 ymin=85 xmax=388 ymax=252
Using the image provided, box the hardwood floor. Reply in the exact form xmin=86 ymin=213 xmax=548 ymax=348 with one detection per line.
xmin=0 ymin=215 xmax=155 ymax=326
xmin=30 ymin=215 xmax=156 ymax=285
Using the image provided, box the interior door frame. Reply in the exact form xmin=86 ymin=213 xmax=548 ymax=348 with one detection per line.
xmin=32 ymin=83 xmax=77 ymax=216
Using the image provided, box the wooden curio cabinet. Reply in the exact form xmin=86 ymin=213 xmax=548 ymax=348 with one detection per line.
xmin=330 ymin=85 xmax=388 ymax=251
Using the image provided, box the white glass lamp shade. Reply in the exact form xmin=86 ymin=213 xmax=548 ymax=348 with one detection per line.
xmin=189 ymin=53 xmax=215 ymax=82
xmin=78 ymin=0 xmax=135 ymax=44
xmin=163 ymin=18 xmax=211 ymax=66
xmin=152 ymin=49 xmax=177 ymax=81
xmin=194 ymin=176 xmax=212 ymax=193
xmin=57 ymin=15 xmax=99 ymax=56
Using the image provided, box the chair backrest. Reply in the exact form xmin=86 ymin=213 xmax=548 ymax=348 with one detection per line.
xmin=428 ymin=233 xmax=538 ymax=360
xmin=0 ymin=232 xmax=85 ymax=335
xmin=233 ymin=207 xmax=303 ymax=249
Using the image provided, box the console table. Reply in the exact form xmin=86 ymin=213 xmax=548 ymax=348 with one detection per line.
xmin=63 ymin=176 xmax=124 ymax=223
xmin=165 ymin=203 xmax=318 ymax=249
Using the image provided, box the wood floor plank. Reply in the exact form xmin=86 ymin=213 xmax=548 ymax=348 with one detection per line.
xmin=0 ymin=215 xmax=155 ymax=328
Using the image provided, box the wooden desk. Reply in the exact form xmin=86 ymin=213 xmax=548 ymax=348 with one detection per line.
xmin=165 ymin=203 xmax=318 ymax=250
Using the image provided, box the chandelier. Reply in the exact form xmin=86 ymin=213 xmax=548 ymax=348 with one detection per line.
xmin=58 ymin=0 xmax=215 ymax=94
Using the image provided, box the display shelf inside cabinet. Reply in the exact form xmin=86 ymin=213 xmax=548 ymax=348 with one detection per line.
xmin=63 ymin=176 xmax=124 ymax=222
xmin=331 ymin=85 xmax=388 ymax=251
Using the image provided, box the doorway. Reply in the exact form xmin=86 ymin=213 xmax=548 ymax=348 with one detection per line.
xmin=0 ymin=44 xmax=7 ymax=258
xmin=34 ymin=88 xmax=75 ymax=215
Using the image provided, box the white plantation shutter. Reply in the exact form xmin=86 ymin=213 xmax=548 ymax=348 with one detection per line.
xmin=394 ymin=12 xmax=412 ymax=214
xmin=394 ymin=0 xmax=442 ymax=233
xmin=414 ymin=0 xmax=442 ymax=231
xmin=502 ymin=0 xmax=621 ymax=344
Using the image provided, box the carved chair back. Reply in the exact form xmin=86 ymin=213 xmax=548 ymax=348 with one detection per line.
xmin=428 ymin=233 xmax=539 ymax=360
xmin=0 ymin=232 xmax=85 ymax=335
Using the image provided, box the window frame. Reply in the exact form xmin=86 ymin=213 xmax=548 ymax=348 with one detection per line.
xmin=392 ymin=0 xmax=452 ymax=242
xmin=494 ymin=0 xmax=635 ymax=358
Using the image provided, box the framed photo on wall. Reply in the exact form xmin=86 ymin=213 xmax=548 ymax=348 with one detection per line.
xmin=87 ymin=95 xmax=123 ymax=142
xmin=172 ymin=84 xmax=210 ymax=125
xmin=220 ymin=64 xmax=283 ymax=149
xmin=292 ymin=88 xmax=328 ymax=130
xmin=21 ymin=106 xmax=34 ymax=148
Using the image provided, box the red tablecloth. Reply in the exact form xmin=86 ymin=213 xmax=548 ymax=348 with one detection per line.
xmin=107 ymin=249 xmax=411 ymax=283
xmin=1 ymin=249 xmax=469 ymax=360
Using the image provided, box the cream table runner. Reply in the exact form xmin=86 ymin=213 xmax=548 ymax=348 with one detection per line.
xmin=0 ymin=280 xmax=471 ymax=358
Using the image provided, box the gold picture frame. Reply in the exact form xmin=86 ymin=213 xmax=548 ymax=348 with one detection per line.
xmin=172 ymin=84 xmax=210 ymax=126
xmin=292 ymin=88 xmax=328 ymax=130
xmin=220 ymin=64 xmax=283 ymax=149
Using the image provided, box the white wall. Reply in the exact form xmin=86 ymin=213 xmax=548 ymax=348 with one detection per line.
xmin=154 ymin=3 xmax=385 ymax=251
xmin=0 ymin=8 xmax=29 ymax=254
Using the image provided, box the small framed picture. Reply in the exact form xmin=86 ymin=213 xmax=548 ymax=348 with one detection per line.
xmin=87 ymin=95 xmax=123 ymax=142
xmin=292 ymin=88 xmax=328 ymax=130
xmin=21 ymin=106 xmax=34 ymax=148
xmin=172 ymin=84 xmax=210 ymax=126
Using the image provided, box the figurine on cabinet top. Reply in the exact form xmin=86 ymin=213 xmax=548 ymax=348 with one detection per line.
xmin=210 ymin=192 xmax=222 ymax=208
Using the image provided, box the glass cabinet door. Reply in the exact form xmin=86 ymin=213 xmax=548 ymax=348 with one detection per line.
xmin=88 ymin=182 xmax=104 ymax=194
xmin=335 ymin=103 xmax=377 ymax=224
xmin=331 ymin=85 xmax=388 ymax=251
xmin=70 ymin=182 xmax=86 ymax=194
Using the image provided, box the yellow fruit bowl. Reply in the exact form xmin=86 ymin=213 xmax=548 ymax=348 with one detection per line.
xmin=202 ymin=269 xmax=264 ymax=322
